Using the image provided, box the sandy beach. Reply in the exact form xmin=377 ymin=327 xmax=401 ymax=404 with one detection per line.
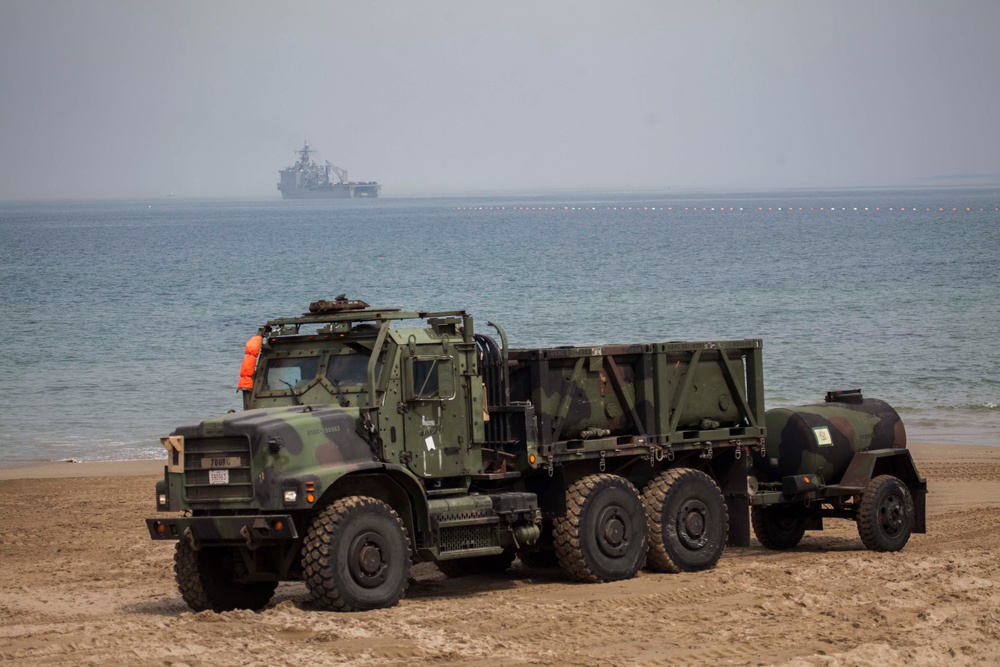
xmin=2 ymin=441 xmax=999 ymax=667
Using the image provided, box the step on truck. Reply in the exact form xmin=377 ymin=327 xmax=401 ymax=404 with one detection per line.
xmin=146 ymin=297 xmax=925 ymax=612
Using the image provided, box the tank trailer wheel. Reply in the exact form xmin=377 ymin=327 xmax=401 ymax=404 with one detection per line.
xmin=173 ymin=542 xmax=277 ymax=612
xmin=436 ymin=550 xmax=516 ymax=578
xmin=856 ymin=475 xmax=915 ymax=552
xmin=643 ymin=468 xmax=728 ymax=573
xmin=301 ymin=496 xmax=411 ymax=611
xmin=553 ymin=474 xmax=648 ymax=583
xmin=751 ymin=505 xmax=807 ymax=550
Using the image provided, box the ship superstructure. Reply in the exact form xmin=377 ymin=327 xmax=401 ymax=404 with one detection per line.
xmin=277 ymin=143 xmax=381 ymax=199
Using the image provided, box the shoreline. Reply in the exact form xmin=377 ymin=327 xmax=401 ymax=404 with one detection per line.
xmin=0 ymin=417 xmax=993 ymax=475
xmin=905 ymin=427 xmax=999 ymax=447
xmin=0 ymin=441 xmax=996 ymax=481
xmin=0 ymin=458 xmax=163 ymax=480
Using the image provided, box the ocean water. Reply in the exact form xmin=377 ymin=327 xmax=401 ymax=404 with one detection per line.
xmin=1 ymin=188 xmax=998 ymax=465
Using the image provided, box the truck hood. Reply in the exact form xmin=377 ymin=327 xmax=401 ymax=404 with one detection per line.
xmin=171 ymin=405 xmax=376 ymax=469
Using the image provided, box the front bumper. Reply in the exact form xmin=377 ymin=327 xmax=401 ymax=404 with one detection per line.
xmin=146 ymin=515 xmax=299 ymax=549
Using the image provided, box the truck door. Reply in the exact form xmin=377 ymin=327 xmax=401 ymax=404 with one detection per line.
xmin=401 ymin=352 xmax=477 ymax=478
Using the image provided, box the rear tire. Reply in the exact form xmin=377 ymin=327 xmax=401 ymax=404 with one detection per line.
xmin=857 ymin=475 xmax=914 ymax=552
xmin=301 ymin=496 xmax=411 ymax=611
xmin=553 ymin=474 xmax=648 ymax=583
xmin=643 ymin=468 xmax=727 ymax=572
xmin=174 ymin=542 xmax=277 ymax=612
xmin=436 ymin=551 xmax=516 ymax=577
xmin=751 ymin=505 xmax=806 ymax=550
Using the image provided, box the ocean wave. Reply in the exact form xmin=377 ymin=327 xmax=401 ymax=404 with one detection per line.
xmin=0 ymin=436 xmax=164 ymax=466
xmin=895 ymin=401 xmax=999 ymax=414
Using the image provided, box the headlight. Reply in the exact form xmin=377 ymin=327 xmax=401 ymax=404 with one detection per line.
xmin=283 ymin=490 xmax=297 ymax=503
xmin=158 ymin=494 xmax=168 ymax=507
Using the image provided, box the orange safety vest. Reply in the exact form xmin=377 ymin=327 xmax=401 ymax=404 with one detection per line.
xmin=237 ymin=335 xmax=263 ymax=390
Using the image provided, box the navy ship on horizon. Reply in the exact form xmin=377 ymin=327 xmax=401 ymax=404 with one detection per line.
xmin=277 ymin=142 xmax=381 ymax=199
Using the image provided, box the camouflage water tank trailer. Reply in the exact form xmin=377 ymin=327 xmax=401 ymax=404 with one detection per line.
xmin=146 ymin=297 xmax=926 ymax=612
xmin=750 ymin=390 xmax=926 ymax=552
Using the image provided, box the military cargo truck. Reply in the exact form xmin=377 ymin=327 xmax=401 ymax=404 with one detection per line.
xmin=146 ymin=297 xmax=924 ymax=613
xmin=147 ymin=297 xmax=765 ymax=611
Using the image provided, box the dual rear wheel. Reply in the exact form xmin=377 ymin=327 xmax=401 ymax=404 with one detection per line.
xmin=551 ymin=468 xmax=728 ymax=582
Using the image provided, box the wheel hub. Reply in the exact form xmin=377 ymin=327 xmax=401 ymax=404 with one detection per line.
xmin=358 ymin=544 xmax=382 ymax=575
xmin=879 ymin=494 xmax=904 ymax=534
xmin=604 ymin=517 xmax=625 ymax=545
xmin=683 ymin=510 xmax=705 ymax=537
xmin=676 ymin=500 xmax=709 ymax=550
xmin=348 ymin=531 xmax=390 ymax=588
xmin=596 ymin=506 xmax=630 ymax=557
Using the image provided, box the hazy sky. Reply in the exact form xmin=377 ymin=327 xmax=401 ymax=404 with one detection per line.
xmin=2 ymin=1 xmax=998 ymax=199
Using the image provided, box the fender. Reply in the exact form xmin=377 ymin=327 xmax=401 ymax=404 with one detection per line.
xmin=836 ymin=449 xmax=927 ymax=533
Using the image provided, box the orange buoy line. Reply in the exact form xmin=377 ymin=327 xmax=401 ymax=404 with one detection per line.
xmin=451 ymin=204 xmax=999 ymax=213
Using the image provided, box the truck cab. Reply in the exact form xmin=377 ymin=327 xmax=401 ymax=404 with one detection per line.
xmin=243 ymin=300 xmax=487 ymax=480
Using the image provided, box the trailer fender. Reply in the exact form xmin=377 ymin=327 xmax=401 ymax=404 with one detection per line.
xmin=840 ymin=449 xmax=927 ymax=533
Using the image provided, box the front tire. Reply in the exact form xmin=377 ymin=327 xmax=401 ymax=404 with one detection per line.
xmin=174 ymin=543 xmax=277 ymax=612
xmin=643 ymin=468 xmax=728 ymax=573
xmin=302 ymin=496 xmax=411 ymax=611
xmin=553 ymin=474 xmax=648 ymax=583
xmin=856 ymin=475 xmax=914 ymax=552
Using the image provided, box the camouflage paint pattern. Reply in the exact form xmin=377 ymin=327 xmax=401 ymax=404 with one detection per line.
xmin=165 ymin=405 xmax=382 ymax=511
xmin=752 ymin=394 xmax=907 ymax=486
xmin=508 ymin=340 xmax=765 ymax=453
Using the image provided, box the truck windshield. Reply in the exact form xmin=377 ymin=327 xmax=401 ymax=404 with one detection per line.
xmin=327 ymin=353 xmax=382 ymax=387
xmin=264 ymin=356 xmax=321 ymax=391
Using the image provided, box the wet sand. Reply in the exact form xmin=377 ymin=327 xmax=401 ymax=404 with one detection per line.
xmin=2 ymin=441 xmax=999 ymax=666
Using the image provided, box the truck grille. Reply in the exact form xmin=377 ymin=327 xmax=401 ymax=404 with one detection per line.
xmin=440 ymin=525 xmax=495 ymax=551
xmin=183 ymin=436 xmax=254 ymax=501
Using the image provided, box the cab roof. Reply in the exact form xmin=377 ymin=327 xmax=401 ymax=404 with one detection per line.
xmin=262 ymin=297 xmax=468 ymax=331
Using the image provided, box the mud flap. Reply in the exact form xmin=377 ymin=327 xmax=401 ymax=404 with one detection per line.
xmin=726 ymin=493 xmax=750 ymax=547
xmin=712 ymin=451 xmax=750 ymax=547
